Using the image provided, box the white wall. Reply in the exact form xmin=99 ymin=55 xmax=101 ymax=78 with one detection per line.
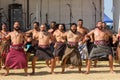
xmin=113 ymin=0 xmax=120 ymax=32
xmin=0 ymin=0 xmax=102 ymax=30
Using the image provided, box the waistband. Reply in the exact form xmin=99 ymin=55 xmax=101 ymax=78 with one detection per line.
xmin=67 ymin=42 xmax=78 ymax=48
xmin=10 ymin=45 xmax=24 ymax=50
xmin=56 ymin=42 xmax=65 ymax=45
xmin=94 ymin=40 xmax=109 ymax=46
xmin=67 ymin=42 xmax=78 ymax=46
xmin=38 ymin=45 xmax=50 ymax=49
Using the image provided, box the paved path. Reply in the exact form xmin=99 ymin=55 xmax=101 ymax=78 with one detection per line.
xmin=0 ymin=61 xmax=120 ymax=80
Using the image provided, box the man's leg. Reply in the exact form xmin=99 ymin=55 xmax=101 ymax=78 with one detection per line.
xmin=26 ymin=53 xmax=30 ymax=61
xmin=61 ymin=56 xmax=69 ymax=73
xmin=31 ymin=56 xmax=38 ymax=75
xmin=0 ymin=58 xmax=1 ymax=69
xmin=24 ymin=67 xmax=29 ymax=76
xmin=50 ymin=58 xmax=55 ymax=74
xmin=78 ymin=65 xmax=81 ymax=72
xmin=4 ymin=67 xmax=9 ymax=76
xmin=93 ymin=60 xmax=97 ymax=67
xmin=108 ymin=54 xmax=115 ymax=73
xmin=85 ymin=59 xmax=91 ymax=74
xmin=55 ymin=57 xmax=60 ymax=64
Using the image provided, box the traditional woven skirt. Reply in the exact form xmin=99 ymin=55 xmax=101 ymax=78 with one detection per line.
xmin=88 ymin=45 xmax=113 ymax=60
xmin=5 ymin=44 xmax=27 ymax=69
xmin=61 ymin=45 xmax=82 ymax=66
xmin=35 ymin=46 xmax=54 ymax=60
xmin=53 ymin=42 xmax=66 ymax=59
xmin=0 ymin=41 xmax=10 ymax=58
xmin=78 ymin=43 xmax=88 ymax=60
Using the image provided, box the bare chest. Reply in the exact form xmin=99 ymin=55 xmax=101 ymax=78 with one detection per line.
xmin=67 ymin=32 xmax=79 ymax=40
xmin=39 ymin=32 xmax=50 ymax=40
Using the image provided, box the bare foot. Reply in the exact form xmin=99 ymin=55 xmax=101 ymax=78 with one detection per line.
xmin=24 ymin=73 xmax=30 ymax=76
xmin=30 ymin=72 xmax=35 ymax=75
xmin=110 ymin=70 xmax=116 ymax=74
xmin=50 ymin=72 xmax=56 ymax=74
xmin=3 ymin=73 xmax=9 ymax=76
xmin=84 ymin=71 xmax=89 ymax=74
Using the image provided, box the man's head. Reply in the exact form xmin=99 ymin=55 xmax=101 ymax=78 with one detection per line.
xmin=58 ymin=24 xmax=66 ymax=31
xmin=1 ymin=22 xmax=7 ymax=30
xmin=13 ymin=21 xmax=20 ymax=31
xmin=50 ymin=21 xmax=56 ymax=29
xmin=40 ymin=24 xmax=46 ymax=32
xmin=33 ymin=22 xmax=39 ymax=29
xmin=96 ymin=21 xmax=102 ymax=30
xmin=102 ymin=22 xmax=107 ymax=29
xmin=77 ymin=19 xmax=83 ymax=27
xmin=70 ymin=23 xmax=77 ymax=33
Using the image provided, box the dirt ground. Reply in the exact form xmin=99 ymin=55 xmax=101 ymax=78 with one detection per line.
xmin=0 ymin=61 xmax=120 ymax=80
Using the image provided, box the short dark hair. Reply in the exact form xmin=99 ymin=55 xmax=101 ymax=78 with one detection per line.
xmin=51 ymin=21 xmax=56 ymax=24
xmin=59 ymin=23 xmax=66 ymax=31
xmin=33 ymin=22 xmax=39 ymax=26
xmin=78 ymin=19 xmax=83 ymax=21
xmin=70 ymin=23 xmax=77 ymax=27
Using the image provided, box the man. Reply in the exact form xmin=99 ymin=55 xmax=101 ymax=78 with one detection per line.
xmin=84 ymin=21 xmax=114 ymax=74
xmin=77 ymin=19 xmax=89 ymax=36
xmin=26 ymin=22 xmax=39 ymax=40
xmin=61 ymin=23 xmax=83 ymax=73
xmin=115 ymin=29 xmax=120 ymax=64
xmin=53 ymin=24 xmax=66 ymax=64
xmin=31 ymin=24 xmax=55 ymax=75
xmin=0 ymin=23 xmax=10 ymax=69
xmin=25 ymin=22 xmax=40 ymax=60
xmin=77 ymin=19 xmax=89 ymax=63
xmin=3 ymin=21 xmax=28 ymax=76
xmin=48 ymin=21 xmax=57 ymax=52
xmin=48 ymin=21 xmax=57 ymax=34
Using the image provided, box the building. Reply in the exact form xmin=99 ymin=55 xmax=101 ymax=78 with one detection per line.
xmin=0 ymin=0 xmax=103 ymax=31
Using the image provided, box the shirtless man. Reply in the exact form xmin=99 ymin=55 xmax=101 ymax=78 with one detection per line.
xmin=31 ymin=24 xmax=55 ymax=74
xmin=26 ymin=22 xmax=39 ymax=40
xmin=48 ymin=21 xmax=57 ymax=34
xmin=77 ymin=19 xmax=89 ymax=36
xmin=53 ymin=24 xmax=66 ymax=64
xmin=84 ymin=21 xmax=114 ymax=74
xmin=61 ymin=23 xmax=83 ymax=73
xmin=3 ymin=21 xmax=28 ymax=76
xmin=25 ymin=22 xmax=39 ymax=60
xmin=77 ymin=19 xmax=90 ymax=66
xmin=113 ymin=29 xmax=120 ymax=63
xmin=48 ymin=21 xmax=57 ymax=52
xmin=0 ymin=23 xmax=10 ymax=69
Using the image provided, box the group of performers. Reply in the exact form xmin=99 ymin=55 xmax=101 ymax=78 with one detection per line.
xmin=0 ymin=19 xmax=119 ymax=76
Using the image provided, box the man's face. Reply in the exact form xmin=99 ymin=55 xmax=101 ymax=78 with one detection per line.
xmin=40 ymin=25 xmax=46 ymax=31
xmin=2 ymin=24 xmax=7 ymax=30
xmin=77 ymin=21 xmax=83 ymax=26
xmin=71 ymin=25 xmax=77 ymax=33
xmin=96 ymin=22 xmax=102 ymax=30
xmin=14 ymin=22 xmax=20 ymax=31
xmin=33 ymin=23 xmax=39 ymax=29
xmin=102 ymin=23 xmax=106 ymax=29
xmin=50 ymin=23 xmax=55 ymax=29
xmin=58 ymin=24 xmax=64 ymax=31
